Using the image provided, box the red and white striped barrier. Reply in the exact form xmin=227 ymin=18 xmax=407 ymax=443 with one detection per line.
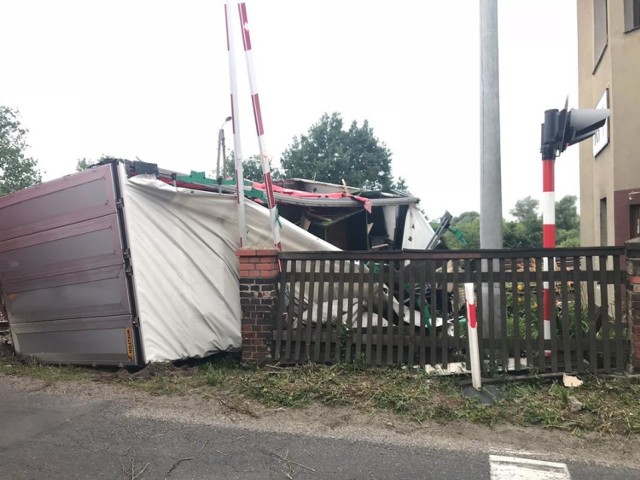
xmin=542 ymin=158 xmax=555 ymax=355
xmin=224 ymin=0 xmax=248 ymax=247
xmin=237 ymin=1 xmax=281 ymax=252
xmin=465 ymin=283 xmax=482 ymax=391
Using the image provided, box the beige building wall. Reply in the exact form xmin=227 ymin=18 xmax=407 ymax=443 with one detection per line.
xmin=577 ymin=0 xmax=640 ymax=247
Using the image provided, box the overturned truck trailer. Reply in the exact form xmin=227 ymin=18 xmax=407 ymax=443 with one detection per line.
xmin=0 ymin=163 xmax=243 ymax=366
xmin=0 ymin=161 xmax=351 ymax=366
xmin=0 ymin=160 xmax=438 ymax=366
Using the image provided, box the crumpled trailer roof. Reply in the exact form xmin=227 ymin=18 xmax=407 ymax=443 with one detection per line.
xmin=126 ymin=161 xmax=435 ymax=252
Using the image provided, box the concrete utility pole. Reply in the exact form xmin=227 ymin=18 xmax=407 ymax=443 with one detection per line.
xmin=480 ymin=0 xmax=503 ymax=338
xmin=480 ymin=0 xmax=503 ymax=249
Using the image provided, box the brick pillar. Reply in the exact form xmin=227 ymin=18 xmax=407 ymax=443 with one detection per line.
xmin=625 ymin=238 xmax=640 ymax=371
xmin=236 ymin=248 xmax=279 ymax=363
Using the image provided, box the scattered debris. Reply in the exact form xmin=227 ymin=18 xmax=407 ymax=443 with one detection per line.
xmin=121 ymin=458 xmax=149 ymax=480
xmin=562 ymin=373 xmax=583 ymax=388
xmin=165 ymin=457 xmax=193 ymax=477
xmin=568 ymin=396 xmax=583 ymax=413
xmin=268 ymin=449 xmax=316 ymax=478
xmin=217 ymin=398 xmax=260 ymax=419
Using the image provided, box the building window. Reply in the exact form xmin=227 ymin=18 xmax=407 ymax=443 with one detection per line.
xmin=600 ymin=197 xmax=608 ymax=245
xmin=625 ymin=0 xmax=640 ymax=32
xmin=593 ymin=0 xmax=608 ymax=69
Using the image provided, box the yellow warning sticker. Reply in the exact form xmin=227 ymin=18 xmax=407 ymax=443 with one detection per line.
xmin=125 ymin=327 xmax=134 ymax=361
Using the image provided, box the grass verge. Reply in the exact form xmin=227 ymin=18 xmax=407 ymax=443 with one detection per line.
xmin=2 ymin=348 xmax=640 ymax=435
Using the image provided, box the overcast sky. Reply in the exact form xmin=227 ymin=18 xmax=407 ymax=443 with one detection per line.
xmin=0 ymin=0 xmax=579 ymax=220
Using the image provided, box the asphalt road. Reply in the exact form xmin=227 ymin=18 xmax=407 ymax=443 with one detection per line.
xmin=0 ymin=382 xmax=639 ymax=480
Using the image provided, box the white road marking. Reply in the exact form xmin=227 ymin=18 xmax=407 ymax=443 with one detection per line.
xmin=489 ymin=449 xmax=552 ymax=458
xmin=490 ymin=455 xmax=570 ymax=480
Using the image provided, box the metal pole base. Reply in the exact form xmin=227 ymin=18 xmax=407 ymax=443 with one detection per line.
xmin=462 ymin=385 xmax=502 ymax=406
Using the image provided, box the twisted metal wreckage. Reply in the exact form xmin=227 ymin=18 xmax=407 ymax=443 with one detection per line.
xmin=139 ymin=161 xmax=464 ymax=331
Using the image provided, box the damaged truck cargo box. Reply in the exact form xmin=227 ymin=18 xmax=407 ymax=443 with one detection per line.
xmin=0 ymin=160 xmax=441 ymax=367
xmin=0 ymin=162 xmax=347 ymax=366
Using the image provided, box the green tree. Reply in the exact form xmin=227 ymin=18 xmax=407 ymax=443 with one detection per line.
xmin=443 ymin=211 xmax=480 ymax=249
xmin=281 ymin=112 xmax=394 ymax=191
xmin=555 ymin=195 xmax=580 ymax=247
xmin=0 ymin=106 xmax=41 ymax=195
xmin=510 ymin=196 xmax=539 ymax=223
xmin=503 ymin=196 xmax=543 ymax=248
xmin=223 ymin=153 xmax=282 ymax=182
xmin=76 ymin=156 xmax=129 ymax=172
xmin=239 ymin=155 xmax=263 ymax=181
xmin=557 ymin=228 xmax=580 ymax=247
xmin=438 ymin=195 xmax=580 ymax=251
xmin=454 ymin=211 xmax=480 ymax=225
xmin=391 ymin=176 xmax=411 ymax=195
xmin=503 ymin=195 xmax=580 ymax=248
xmin=76 ymin=158 xmax=95 ymax=171
xmin=556 ymin=195 xmax=579 ymax=231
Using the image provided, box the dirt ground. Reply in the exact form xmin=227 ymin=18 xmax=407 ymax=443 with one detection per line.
xmin=1 ymin=365 xmax=640 ymax=471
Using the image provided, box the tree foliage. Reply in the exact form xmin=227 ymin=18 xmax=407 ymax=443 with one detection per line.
xmin=443 ymin=211 xmax=480 ymax=249
xmin=555 ymin=195 xmax=580 ymax=247
xmin=281 ymin=112 xmax=395 ymax=191
xmin=441 ymin=195 xmax=580 ymax=250
xmin=503 ymin=196 xmax=543 ymax=248
xmin=509 ymin=196 xmax=539 ymax=223
xmin=223 ymin=152 xmax=283 ymax=182
xmin=392 ymin=176 xmax=411 ymax=195
xmin=0 ymin=106 xmax=41 ymax=195
xmin=76 ymin=158 xmax=96 ymax=171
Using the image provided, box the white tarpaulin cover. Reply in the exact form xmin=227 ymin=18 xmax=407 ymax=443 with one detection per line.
xmin=122 ymin=173 xmax=339 ymax=363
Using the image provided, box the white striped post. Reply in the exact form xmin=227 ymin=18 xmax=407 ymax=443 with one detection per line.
xmin=224 ymin=0 xmax=248 ymax=247
xmin=465 ymin=283 xmax=482 ymax=391
xmin=237 ymin=1 xmax=282 ymax=252
xmin=542 ymin=158 xmax=555 ymax=356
